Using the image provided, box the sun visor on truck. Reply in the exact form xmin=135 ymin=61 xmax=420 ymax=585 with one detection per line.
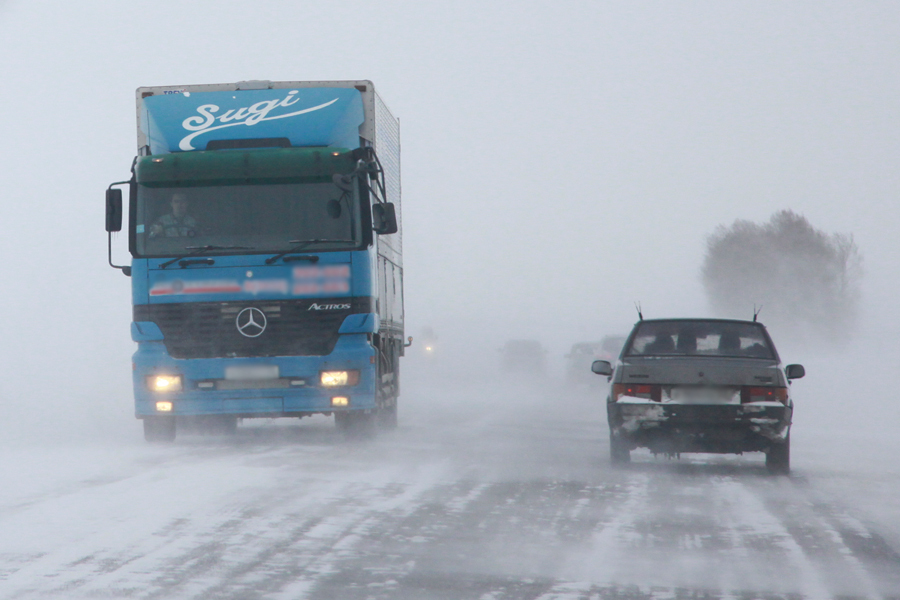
xmin=141 ymin=87 xmax=364 ymax=155
xmin=136 ymin=148 xmax=357 ymax=186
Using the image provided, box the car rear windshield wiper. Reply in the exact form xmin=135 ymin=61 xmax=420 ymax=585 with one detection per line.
xmin=265 ymin=239 xmax=355 ymax=265
xmin=159 ymin=245 xmax=254 ymax=269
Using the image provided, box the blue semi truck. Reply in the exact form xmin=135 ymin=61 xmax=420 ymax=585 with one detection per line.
xmin=105 ymin=80 xmax=405 ymax=441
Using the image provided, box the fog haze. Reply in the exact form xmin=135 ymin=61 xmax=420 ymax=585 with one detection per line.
xmin=0 ymin=3 xmax=899 ymax=597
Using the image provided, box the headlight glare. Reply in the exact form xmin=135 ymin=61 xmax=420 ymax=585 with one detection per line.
xmin=320 ymin=370 xmax=360 ymax=386
xmin=148 ymin=374 xmax=183 ymax=392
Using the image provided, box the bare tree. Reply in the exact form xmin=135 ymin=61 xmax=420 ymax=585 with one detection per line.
xmin=702 ymin=210 xmax=863 ymax=340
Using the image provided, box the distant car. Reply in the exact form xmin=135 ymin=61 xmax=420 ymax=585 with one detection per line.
xmin=565 ymin=336 xmax=625 ymax=384
xmin=597 ymin=335 xmax=626 ymax=363
xmin=419 ymin=326 xmax=438 ymax=359
xmin=500 ymin=339 xmax=547 ymax=374
xmin=591 ymin=318 xmax=804 ymax=474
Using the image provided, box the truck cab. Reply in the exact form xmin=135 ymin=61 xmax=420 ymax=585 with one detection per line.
xmin=106 ymin=81 xmax=404 ymax=441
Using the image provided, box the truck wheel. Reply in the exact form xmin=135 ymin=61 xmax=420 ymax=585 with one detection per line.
xmin=335 ymin=411 xmax=376 ymax=439
xmin=766 ymin=436 xmax=790 ymax=475
xmin=610 ymin=435 xmax=630 ymax=465
xmin=144 ymin=416 xmax=176 ymax=443
xmin=378 ymin=401 xmax=398 ymax=430
xmin=209 ymin=415 xmax=237 ymax=435
xmin=334 ymin=412 xmax=348 ymax=431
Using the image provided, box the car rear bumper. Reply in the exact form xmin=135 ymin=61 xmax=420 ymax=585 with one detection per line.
xmin=607 ymin=401 xmax=791 ymax=455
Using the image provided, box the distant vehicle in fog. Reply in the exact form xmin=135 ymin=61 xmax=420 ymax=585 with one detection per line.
xmin=597 ymin=335 xmax=626 ymax=362
xmin=591 ymin=318 xmax=804 ymax=474
xmin=418 ymin=326 xmax=438 ymax=359
xmin=565 ymin=336 xmax=626 ymax=385
xmin=499 ymin=339 xmax=547 ymax=374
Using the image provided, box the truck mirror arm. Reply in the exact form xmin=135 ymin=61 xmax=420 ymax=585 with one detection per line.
xmin=352 ymin=147 xmax=388 ymax=204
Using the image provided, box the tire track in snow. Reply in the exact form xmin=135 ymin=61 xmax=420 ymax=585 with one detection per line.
xmin=300 ymin=478 xmax=631 ymax=599
xmin=558 ymin=464 xmax=900 ymax=599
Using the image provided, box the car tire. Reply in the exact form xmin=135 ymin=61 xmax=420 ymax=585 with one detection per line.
xmin=610 ymin=435 xmax=631 ymax=465
xmin=144 ymin=416 xmax=176 ymax=443
xmin=766 ymin=435 xmax=790 ymax=475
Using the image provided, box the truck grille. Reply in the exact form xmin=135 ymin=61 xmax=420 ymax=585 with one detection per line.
xmin=134 ymin=297 xmax=373 ymax=359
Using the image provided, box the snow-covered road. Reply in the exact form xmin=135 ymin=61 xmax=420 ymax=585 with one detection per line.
xmin=1 ymin=368 xmax=898 ymax=599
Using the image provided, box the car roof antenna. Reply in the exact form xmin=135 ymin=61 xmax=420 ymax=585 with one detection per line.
xmin=635 ymin=302 xmax=643 ymax=321
xmin=753 ymin=304 xmax=763 ymax=322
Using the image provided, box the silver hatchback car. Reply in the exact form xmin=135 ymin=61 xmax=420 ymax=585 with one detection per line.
xmin=592 ymin=318 xmax=804 ymax=474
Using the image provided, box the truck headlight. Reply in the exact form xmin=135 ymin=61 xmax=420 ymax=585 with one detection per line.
xmin=148 ymin=375 xmax=183 ymax=392
xmin=331 ymin=396 xmax=350 ymax=407
xmin=320 ymin=370 xmax=360 ymax=387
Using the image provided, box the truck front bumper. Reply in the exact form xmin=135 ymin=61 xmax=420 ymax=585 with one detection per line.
xmin=132 ymin=333 xmax=376 ymax=418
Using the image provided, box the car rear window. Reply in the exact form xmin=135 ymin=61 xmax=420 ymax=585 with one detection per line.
xmin=625 ymin=321 xmax=775 ymax=359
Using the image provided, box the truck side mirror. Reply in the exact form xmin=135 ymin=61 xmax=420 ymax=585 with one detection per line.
xmin=591 ymin=360 xmax=613 ymax=376
xmin=372 ymin=202 xmax=398 ymax=235
xmin=785 ymin=364 xmax=805 ymax=380
xmin=106 ymin=188 xmax=123 ymax=232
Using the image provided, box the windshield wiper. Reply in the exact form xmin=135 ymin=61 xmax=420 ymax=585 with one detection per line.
xmin=265 ymin=239 xmax=355 ymax=265
xmin=159 ymin=245 xmax=254 ymax=269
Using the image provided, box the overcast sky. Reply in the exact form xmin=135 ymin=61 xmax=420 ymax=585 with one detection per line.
xmin=0 ymin=1 xmax=897 ymax=424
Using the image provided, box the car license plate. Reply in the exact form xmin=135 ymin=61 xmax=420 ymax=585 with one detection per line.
xmin=668 ymin=386 xmax=739 ymax=405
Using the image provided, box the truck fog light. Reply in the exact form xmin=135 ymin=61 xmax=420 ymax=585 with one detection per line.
xmin=331 ymin=396 xmax=349 ymax=407
xmin=148 ymin=375 xmax=183 ymax=392
xmin=155 ymin=401 xmax=173 ymax=412
xmin=320 ymin=370 xmax=360 ymax=387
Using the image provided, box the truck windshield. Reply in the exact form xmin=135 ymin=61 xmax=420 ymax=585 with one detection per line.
xmin=134 ymin=180 xmax=363 ymax=257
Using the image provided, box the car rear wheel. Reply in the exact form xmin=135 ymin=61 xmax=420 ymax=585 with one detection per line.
xmin=144 ymin=416 xmax=176 ymax=443
xmin=610 ymin=435 xmax=631 ymax=465
xmin=766 ymin=435 xmax=790 ymax=474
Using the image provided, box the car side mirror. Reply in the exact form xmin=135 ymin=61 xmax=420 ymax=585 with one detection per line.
xmin=106 ymin=188 xmax=123 ymax=232
xmin=786 ymin=364 xmax=805 ymax=380
xmin=591 ymin=360 xmax=613 ymax=376
xmin=372 ymin=203 xmax=398 ymax=235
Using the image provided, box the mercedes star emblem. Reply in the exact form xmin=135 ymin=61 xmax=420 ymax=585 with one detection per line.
xmin=236 ymin=307 xmax=267 ymax=338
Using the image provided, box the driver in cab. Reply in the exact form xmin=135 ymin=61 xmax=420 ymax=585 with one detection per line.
xmin=149 ymin=193 xmax=198 ymax=238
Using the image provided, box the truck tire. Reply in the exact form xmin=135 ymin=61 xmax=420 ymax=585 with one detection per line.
xmin=335 ymin=411 xmax=376 ymax=439
xmin=378 ymin=401 xmax=398 ymax=430
xmin=207 ymin=415 xmax=237 ymax=435
xmin=610 ymin=435 xmax=630 ymax=465
xmin=766 ymin=435 xmax=790 ymax=475
xmin=144 ymin=416 xmax=176 ymax=443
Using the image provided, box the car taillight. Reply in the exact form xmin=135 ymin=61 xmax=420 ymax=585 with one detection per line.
xmin=741 ymin=386 xmax=789 ymax=405
xmin=613 ymin=383 xmax=662 ymax=402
